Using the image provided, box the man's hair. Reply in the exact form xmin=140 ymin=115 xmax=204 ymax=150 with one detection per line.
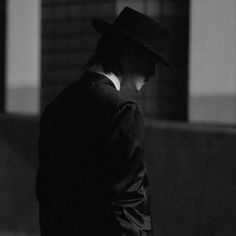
xmin=84 ymin=32 xmax=154 ymax=76
xmin=84 ymin=32 xmax=128 ymax=75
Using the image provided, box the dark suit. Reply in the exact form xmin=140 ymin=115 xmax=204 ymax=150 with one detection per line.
xmin=36 ymin=71 xmax=152 ymax=235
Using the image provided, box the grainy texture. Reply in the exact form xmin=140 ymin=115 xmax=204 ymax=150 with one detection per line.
xmin=156 ymin=0 xmax=190 ymax=121
xmin=0 ymin=114 xmax=235 ymax=235
xmin=40 ymin=0 xmax=190 ymax=120
xmin=0 ymin=0 xmax=6 ymax=111
xmin=41 ymin=0 xmax=115 ymax=110
xmin=145 ymin=120 xmax=236 ymax=235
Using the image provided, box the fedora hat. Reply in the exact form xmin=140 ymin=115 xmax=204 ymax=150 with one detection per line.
xmin=92 ymin=7 xmax=170 ymax=68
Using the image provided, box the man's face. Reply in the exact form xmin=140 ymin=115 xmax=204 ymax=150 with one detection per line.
xmin=121 ymin=46 xmax=157 ymax=92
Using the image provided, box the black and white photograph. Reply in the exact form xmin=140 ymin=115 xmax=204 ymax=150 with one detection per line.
xmin=0 ymin=0 xmax=235 ymax=235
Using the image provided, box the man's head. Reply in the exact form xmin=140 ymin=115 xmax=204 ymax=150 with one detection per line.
xmin=119 ymin=39 xmax=158 ymax=91
xmin=85 ymin=7 xmax=170 ymax=91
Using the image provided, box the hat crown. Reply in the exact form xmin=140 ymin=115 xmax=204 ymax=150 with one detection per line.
xmin=92 ymin=7 xmax=170 ymax=67
xmin=113 ymin=7 xmax=169 ymax=52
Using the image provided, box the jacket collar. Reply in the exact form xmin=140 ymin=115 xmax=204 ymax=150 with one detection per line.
xmin=81 ymin=71 xmax=117 ymax=90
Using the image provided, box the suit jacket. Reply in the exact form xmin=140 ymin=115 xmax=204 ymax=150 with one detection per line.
xmin=36 ymin=71 xmax=152 ymax=236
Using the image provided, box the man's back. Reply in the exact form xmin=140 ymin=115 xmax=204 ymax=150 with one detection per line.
xmin=36 ymin=71 xmax=151 ymax=235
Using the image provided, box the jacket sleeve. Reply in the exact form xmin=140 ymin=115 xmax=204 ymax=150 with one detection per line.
xmin=107 ymin=102 xmax=152 ymax=236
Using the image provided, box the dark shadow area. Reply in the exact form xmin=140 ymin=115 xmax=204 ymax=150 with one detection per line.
xmin=0 ymin=114 xmax=39 ymax=234
xmin=145 ymin=120 xmax=236 ymax=235
xmin=0 ymin=114 xmax=235 ymax=235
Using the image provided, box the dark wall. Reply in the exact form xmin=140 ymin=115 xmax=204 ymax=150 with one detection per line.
xmin=124 ymin=0 xmax=190 ymax=121
xmin=145 ymin=121 xmax=236 ymax=235
xmin=0 ymin=114 xmax=235 ymax=235
xmin=41 ymin=0 xmax=116 ymax=110
xmin=41 ymin=1 xmax=190 ymax=120
xmin=0 ymin=114 xmax=39 ymax=234
xmin=156 ymin=0 xmax=190 ymax=121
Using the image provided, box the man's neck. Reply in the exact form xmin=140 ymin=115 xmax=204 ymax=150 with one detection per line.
xmin=88 ymin=65 xmax=121 ymax=91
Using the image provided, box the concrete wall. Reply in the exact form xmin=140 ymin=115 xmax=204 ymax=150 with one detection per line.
xmin=41 ymin=0 xmax=189 ymax=120
xmin=189 ymin=0 xmax=236 ymax=123
xmin=41 ymin=0 xmax=116 ymax=110
xmin=0 ymin=114 xmax=235 ymax=235
xmin=5 ymin=0 xmax=40 ymax=114
xmin=0 ymin=114 xmax=39 ymax=235
xmin=145 ymin=121 xmax=236 ymax=235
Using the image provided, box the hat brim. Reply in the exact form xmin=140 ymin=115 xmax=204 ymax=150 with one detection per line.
xmin=92 ymin=19 xmax=171 ymax=69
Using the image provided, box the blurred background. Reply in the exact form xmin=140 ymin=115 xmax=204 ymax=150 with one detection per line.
xmin=2 ymin=0 xmax=236 ymax=123
xmin=0 ymin=0 xmax=235 ymax=236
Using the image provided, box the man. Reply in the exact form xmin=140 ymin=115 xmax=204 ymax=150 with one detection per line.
xmin=36 ymin=7 xmax=169 ymax=236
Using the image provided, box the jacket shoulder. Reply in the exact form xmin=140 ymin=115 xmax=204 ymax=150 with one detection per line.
xmin=93 ymin=85 xmax=135 ymax=115
xmin=81 ymin=71 xmax=137 ymax=115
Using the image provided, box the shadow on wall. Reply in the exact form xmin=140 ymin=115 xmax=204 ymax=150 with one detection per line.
xmin=0 ymin=114 xmax=235 ymax=236
xmin=0 ymin=114 xmax=39 ymax=235
xmin=145 ymin=120 xmax=236 ymax=236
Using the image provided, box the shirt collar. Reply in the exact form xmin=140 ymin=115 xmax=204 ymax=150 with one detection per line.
xmin=96 ymin=72 xmax=121 ymax=91
xmin=87 ymin=66 xmax=121 ymax=91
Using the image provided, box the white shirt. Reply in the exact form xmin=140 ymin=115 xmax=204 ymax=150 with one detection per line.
xmin=88 ymin=65 xmax=121 ymax=91
xmin=97 ymin=72 xmax=121 ymax=91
